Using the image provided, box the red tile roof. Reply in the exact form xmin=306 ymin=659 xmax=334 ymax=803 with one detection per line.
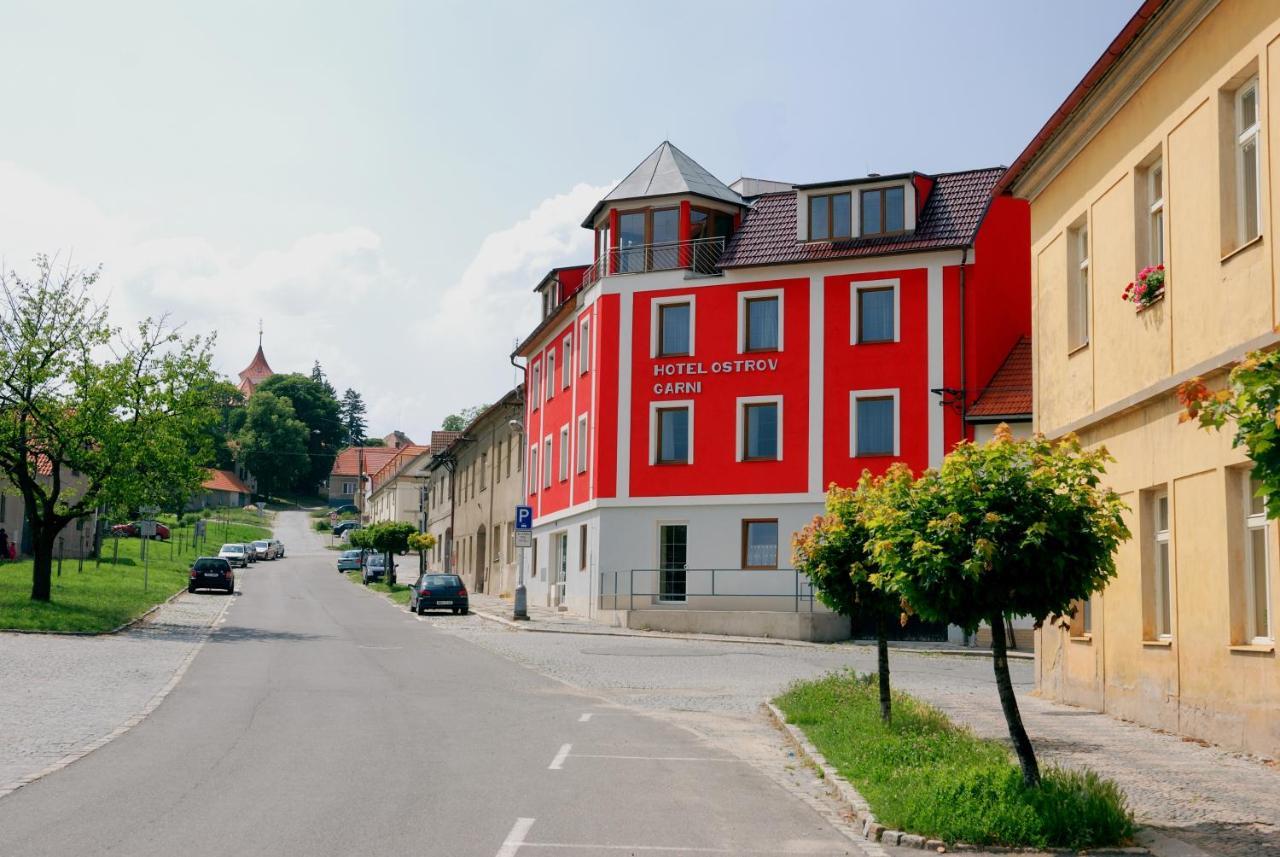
xmin=718 ymin=168 xmax=1005 ymax=269
xmin=968 ymin=336 xmax=1032 ymax=419
xmin=429 ymin=431 xmax=462 ymax=454
xmin=369 ymin=445 xmax=430 ymax=492
xmin=202 ymin=469 xmax=252 ymax=495
xmin=330 ymin=446 xmax=404 ymax=478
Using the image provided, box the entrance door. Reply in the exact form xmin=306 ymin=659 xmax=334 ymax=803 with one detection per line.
xmin=553 ymin=532 xmax=568 ymax=606
xmin=659 ymin=524 xmax=687 ymax=602
xmin=475 ymin=526 xmax=487 ymax=593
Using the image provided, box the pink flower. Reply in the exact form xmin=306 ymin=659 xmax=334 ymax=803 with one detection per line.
xmin=1135 ymin=284 xmax=1147 ymax=295
xmin=1156 ymin=264 xmax=1165 ymax=271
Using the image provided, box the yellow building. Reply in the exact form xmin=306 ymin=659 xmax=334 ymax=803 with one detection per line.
xmin=1000 ymin=0 xmax=1278 ymax=757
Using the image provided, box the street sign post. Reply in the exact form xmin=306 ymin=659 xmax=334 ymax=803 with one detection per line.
xmin=513 ymin=505 xmax=533 ymax=620
xmin=139 ymin=521 xmax=156 ymax=591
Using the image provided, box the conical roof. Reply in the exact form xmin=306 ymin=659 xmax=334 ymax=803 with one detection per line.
xmin=582 ymin=141 xmax=745 ymax=227
xmin=237 ymin=345 xmax=274 ymax=395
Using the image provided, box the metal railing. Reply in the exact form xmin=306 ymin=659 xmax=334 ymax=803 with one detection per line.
xmin=580 ymin=236 xmax=726 ymax=291
xmin=598 ymin=568 xmax=817 ymax=613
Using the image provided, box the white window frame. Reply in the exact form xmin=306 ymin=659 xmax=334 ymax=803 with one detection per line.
xmin=1068 ymin=220 xmax=1090 ymax=351
xmin=341 ymin=481 xmax=355 ymax=495
xmin=1153 ymin=489 xmax=1173 ymax=640
xmin=850 ymin=278 xmax=901 ymax=345
xmin=576 ymin=413 xmax=589 ymax=474
xmin=558 ymin=426 xmax=570 ymax=482
xmin=543 ymin=436 xmax=553 ymax=489
xmin=649 ymin=399 xmax=694 ymax=465
xmin=562 ymin=336 xmax=572 ymax=390
xmin=531 ymin=362 xmax=541 ymax=411
xmin=735 ymin=395 xmax=784 ymax=462
xmin=1147 ymin=159 xmax=1165 ymax=267
xmin=1236 ymin=77 xmax=1262 ymax=246
xmin=1243 ymin=475 xmax=1273 ymax=643
xmin=528 ymin=445 xmax=538 ymax=495
xmin=579 ymin=318 xmax=591 ymax=375
xmin=546 ymin=351 xmax=556 ymax=400
xmin=737 ymin=288 xmax=785 ymax=354
xmin=650 ymin=294 xmax=696 ymax=358
xmin=849 ymin=388 xmax=900 ymax=458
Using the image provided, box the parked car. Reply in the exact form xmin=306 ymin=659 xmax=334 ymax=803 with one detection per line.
xmin=362 ymin=553 xmax=391 ymax=585
xmin=408 ymin=573 xmax=469 ymax=615
xmin=268 ymin=539 xmax=285 ymax=558
xmin=250 ymin=539 xmax=278 ymax=560
xmin=334 ymin=504 xmax=359 ymax=516
xmin=218 ymin=543 xmax=250 ymax=568
xmin=337 ymin=549 xmax=364 ymax=573
xmin=111 ymin=521 xmax=171 ymax=540
xmin=333 ymin=521 xmax=360 ymax=537
xmin=188 ymin=557 xmax=234 ymax=594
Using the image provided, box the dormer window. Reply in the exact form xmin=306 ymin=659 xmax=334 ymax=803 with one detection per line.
xmin=861 ymin=187 xmax=905 ymax=236
xmin=808 ymin=192 xmax=852 ymax=241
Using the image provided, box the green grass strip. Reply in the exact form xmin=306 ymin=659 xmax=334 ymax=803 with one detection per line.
xmin=774 ymin=671 xmax=1135 ymax=850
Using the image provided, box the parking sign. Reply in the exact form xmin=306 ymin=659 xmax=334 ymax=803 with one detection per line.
xmin=515 ymin=505 xmax=533 ymax=531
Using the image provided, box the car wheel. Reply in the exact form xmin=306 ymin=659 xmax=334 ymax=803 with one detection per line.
xmin=416 ymin=602 xmax=425 ymax=616
xmin=187 ymin=585 xmax=196 ymax=593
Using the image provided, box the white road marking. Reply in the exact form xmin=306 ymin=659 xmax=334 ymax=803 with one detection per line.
xmin=518 ymin=844 xmax=847 ymax=854
xmin=547 ymin=743 xmax=572 ymax=770
xmin=495 ymin=817 xmax=535 ymax=857
xmin=569 ymin=754 xmax=743 ymax=763
xmin=578 ymin=713 xmax=593 ymax=722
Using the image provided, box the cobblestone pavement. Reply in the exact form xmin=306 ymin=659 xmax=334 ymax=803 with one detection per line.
xmin=0 ymin=589 xmax=234 ymax=792
xmin=413 ymin=607 xmax=1280 ymax=857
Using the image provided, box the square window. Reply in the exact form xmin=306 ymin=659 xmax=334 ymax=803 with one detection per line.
xmin=745 ymin=296 xmax=780 ymax=351
xmin=742 ymin=519 xmax=779 ymax=569
xmin=807 ymin=193 xmax=851 ymax=241
xmin=656 ymin=407 xmax=690 ymax=464
xmin=853 ymin=395 xmax=896 ymax=457
xmin=742 ymin=402 xmax=779 ymax=461
xmin=857 ymin=287 xmax=895 ymax=343
xmin=658 ymin=302 xmax=692 ymax=357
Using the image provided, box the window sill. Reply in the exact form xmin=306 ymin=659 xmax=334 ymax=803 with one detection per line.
xmin=1069 ymin=634 xmax=1093 ymax=643
xmin=1067 ymin=340 xmax=1090 ymax=357
xmin=1221 ymin=234 xmax=1264 ymax=263
xmin=1134 ymin=292 xmax=1165 ymax=313
xmin=1142 ymin=638 xmax=1173 ymax=648
xmin=1228 ymin=642 xmax=1275 ymax=654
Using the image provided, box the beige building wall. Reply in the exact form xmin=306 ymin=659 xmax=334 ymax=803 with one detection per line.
xmin=1020 ymin=0 xmax=1280 ymax=757
xmin=367 ymin=457 xmax=429 ymax=529
xmin=423 ymin=462 xmax=453 ymax=573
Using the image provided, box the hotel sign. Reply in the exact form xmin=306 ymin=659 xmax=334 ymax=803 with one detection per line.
xmin=651 ymin=358 xmax=779 ymax=395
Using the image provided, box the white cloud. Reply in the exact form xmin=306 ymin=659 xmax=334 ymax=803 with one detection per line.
xmin=0 ymin=159 xmax=610 ymax=436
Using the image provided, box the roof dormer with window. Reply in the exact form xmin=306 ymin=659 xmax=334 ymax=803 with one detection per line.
xmin=794 ymin=173 xmax=933 ymax=243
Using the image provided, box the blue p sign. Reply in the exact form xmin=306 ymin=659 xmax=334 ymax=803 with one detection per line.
xmin=515 ymin=505 xmax=533 ymax=531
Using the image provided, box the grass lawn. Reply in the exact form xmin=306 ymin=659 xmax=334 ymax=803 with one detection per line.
xmin=343 ymin=570 xmax=413 ymax=605
xmin=0 ymin=519 xmax=271 ymax=634
xmin=774 ymin=672 xmax=1135 ymax=850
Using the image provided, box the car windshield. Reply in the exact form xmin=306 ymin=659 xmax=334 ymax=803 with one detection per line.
xmin=220 ymin=545 xmax=243 ymax=553
xmin=193 ymin=558 xmax=229 ymax=571
xmin=341 ymin=550 xmax=361 ymax=558
xmin=422 ymin=575 xmax=461 ymax=587
xmin=252 ymin=541 xmax=268 ymax=548
xmin=367 ymin=555 xmax=386 ymax=567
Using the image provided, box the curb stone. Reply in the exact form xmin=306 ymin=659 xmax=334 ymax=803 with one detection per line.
xmin=762 ymin=701 xmax=1151 ymax=857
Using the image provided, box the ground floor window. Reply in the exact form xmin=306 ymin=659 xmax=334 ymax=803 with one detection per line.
xmin=579 ymin=524 xmax=588 ymax=571
xmin=741 ymin=519 xmax=779 ymax=569
xmin=1146 ymin=487 xmax=1173 ymax=640
xmin=659 ymin=523 xmax=687 ymax=602
xmin=1242 ymin=472 xmax=1273 ymax=643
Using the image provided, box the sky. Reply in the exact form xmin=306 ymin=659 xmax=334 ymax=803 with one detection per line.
xmin=0 ymin=0 xmax=1138 ymax=437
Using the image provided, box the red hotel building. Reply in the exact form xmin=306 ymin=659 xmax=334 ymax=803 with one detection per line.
xmin=514 ymin=142 xmax=1029 ymax=635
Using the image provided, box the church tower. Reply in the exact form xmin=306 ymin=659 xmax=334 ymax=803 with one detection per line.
xmin=237 ymin=321 xmax=275 ymax=396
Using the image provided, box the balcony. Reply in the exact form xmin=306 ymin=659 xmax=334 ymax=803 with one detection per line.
xmin=580 ymin=236 xmax=726 ymax=291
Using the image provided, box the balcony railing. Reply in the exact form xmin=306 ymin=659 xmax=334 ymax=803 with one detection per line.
xmin=598 ymin=568 xmax=821 ymax=613
xmin=580 ymin=236 xmax=726 ymax=291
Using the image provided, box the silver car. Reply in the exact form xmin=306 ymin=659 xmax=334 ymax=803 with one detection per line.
xmin=217 ymin=543 xmax=250 ymax=568
xmin=251 ymin=539 xmax=278 ymax=560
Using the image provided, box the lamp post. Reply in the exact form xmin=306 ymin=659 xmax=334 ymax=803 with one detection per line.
xmin=507 ymin=418 xmax=529 ymax=621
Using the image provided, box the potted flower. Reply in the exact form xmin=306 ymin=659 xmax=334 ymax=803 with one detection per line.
xmin=1122 ymin=264 xmax=1166 ymax=308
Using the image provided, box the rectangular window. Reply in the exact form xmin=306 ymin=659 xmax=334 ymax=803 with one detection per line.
xmin=1152 ymin=489 xmax=1173 ymax=640
xmin=576 ymin=414 xmax=589 ymax=473
xmin=480 ymin=453 xmax=487 ymax=492
xmin=1068 ymin=220 xmax=1090 ymax=350
xmin=808 ymin=192 xmax=851 ymax=241
xmin=857 ymin=286 xmax=896 ymax=343
xmin=742 ymin=519 xmax=779 ymax=570
xmin=579 ymin=524 xmax=588 ymax=571
xmin=659 ymin=524 xmax=687 ymax=602
xmin=506 ymin=437 xmax=512 ymax=479
xmin=562 ymin=337 xmax=572 ymax=389
xmin=656 ymin=407 xmax=690 ymax=464
xmin=341 ymin=481 xmax=355 ymax=495
xmin=559 ymin=427 xmax=569 ymax=482
xmin=546 ymin=351 xmax=556 ymax=399
xmin=532 ymin=363 xmax=541 ymax=411
xmin=658 ymin=302 xmax=692 ymax=357
xmin=618 ymin=211 xmax=646 ymax=273
xmin=543 ymin=438 xmax=553 ymax=489
xmin=861 ymin=186 xmax=905 ymax=236
xmin=742 ymin=402 xmax=779 ymax=461
xmin=579 ymin=318 xmax=591 ymax=375
xmin=1237 ymin=78 xmax=1261 ymax=245
xmin=744 ymin=296 xmax=780 ymax=352
xmin=651 ymin=207 xmax=680 ymax=270
xmin=853 ymin=393 xmax=896 ymax=457
xmin=1243 ymin=475 xmax=1272 ymax=642
xmin=529 ymin=446 xmax=538 ymax=494
xmin=1147 ymin=160 xmax=1165 ymax=267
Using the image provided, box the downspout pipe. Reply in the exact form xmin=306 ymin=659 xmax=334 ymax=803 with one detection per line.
xmin=959 ymin=246 xmax=970 ymax=440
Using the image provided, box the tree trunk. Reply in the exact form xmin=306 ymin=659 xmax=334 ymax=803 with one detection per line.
xmin=876 ymin=612 xmax=892 ymax=724
xmin=989 ymin=612 xmax=1040 ymax=787
xmin=30 ymin=528 xmax=57 ymax=602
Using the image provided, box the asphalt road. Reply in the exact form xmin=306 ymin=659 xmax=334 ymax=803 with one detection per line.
xmin=0 ymin=512 xmax=864 ymax=857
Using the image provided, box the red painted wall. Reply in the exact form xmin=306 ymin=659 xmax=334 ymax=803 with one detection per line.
xmin=968 ymin=195 xmax=1031 ymax=399
xmin=628 ymin=278 xmax=810 ymax=497
xmin=592 ymin=295 xmax=620 ymax=501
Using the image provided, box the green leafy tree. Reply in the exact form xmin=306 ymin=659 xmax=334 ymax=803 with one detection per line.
xmin=235 ymin=391 xmax=308 ymax=500
xmin=408 ymin=531 xmax=437 ymax=575
xmin=865 ymin=426 xmax=1130 ymax=786
xmin=0 ymin=255 xmax=221 ymax=602
xmin=256 ymin=373 xmax=341 ymax=493
xmin=340 ymin=388 xmax=367 ymax=447
xmin=364 ymin=520 xmax=416 ymax=585
xmin=310 ymin=360 xmax=337 ymax=398
xmin=441 ymin=403 xmax=487 ymax=432
xmin=793 ymin=476 xmax=901 ymax=723
xmin=1180 ymin=352 xmax=1280 ymax=517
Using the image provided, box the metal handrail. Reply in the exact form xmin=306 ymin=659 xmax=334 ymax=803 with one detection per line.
xmin=597 ymin=568 xmax=816 ymax=613
xmin=580 ymin=236 xmax=726 ymax=290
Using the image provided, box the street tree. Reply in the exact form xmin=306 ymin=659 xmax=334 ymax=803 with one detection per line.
xmin=0 ymin=256 xmax=222 ymax=602
xmin=865 ymin=426 xmax=1129 ymax=786
xmin=364 ymin=520 xmax=416 ymax=585
xmin=255 ymin=373 xmax=342 ymax=493
xmin=340 ymin=388 xmax=367 ymax=446
xmin=408 ymin=531 xmax=437 ymax=574
xmin=235 ymin=391 xmax=308 ymax=500
xmin=793 ymin=476 xmax=900 ymax=723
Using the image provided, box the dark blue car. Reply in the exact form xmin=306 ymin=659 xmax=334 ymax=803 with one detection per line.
xmin=408 ymin=573 xmax=469 ymax=615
